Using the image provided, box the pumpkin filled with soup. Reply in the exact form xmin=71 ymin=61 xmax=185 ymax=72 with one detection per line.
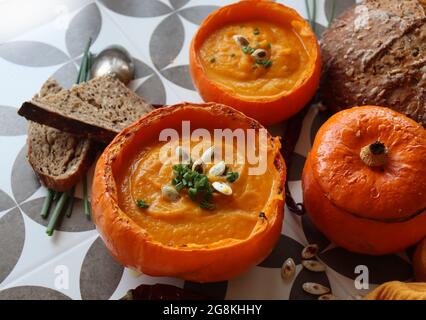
xmin=92 ymin=103 xmax=286 ymax=282
xmin=190 ymin=0 xmax=321 ymax=125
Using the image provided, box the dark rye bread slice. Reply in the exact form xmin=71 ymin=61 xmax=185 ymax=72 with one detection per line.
xmin=19 ymin=76 xmax=153 ymax=143
xmin=27 ymin=79 xmax=96 ymax=192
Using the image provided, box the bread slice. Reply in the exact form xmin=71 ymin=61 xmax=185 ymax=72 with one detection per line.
xmin=27 ymin=79 xmax=97 ymax=192
xmin=19 ymin=76 xmax=153 ymax=143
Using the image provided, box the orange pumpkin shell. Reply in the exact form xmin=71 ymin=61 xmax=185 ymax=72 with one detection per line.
xmin=91 ymin=102 xmax=286 ymax=282
xmin=302 ymin=106 xmax=426 ymax=255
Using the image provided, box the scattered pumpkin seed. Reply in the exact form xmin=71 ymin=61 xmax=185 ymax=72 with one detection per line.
xmin=210 ymin=57 xmax=216 ymax=63
xmin=232 ymin=34 xmax=249 ymax=47
xmin=251 ymin=48 xmax=268 ymax=61
xmin=302 ymin=260 xmax=326 ymax=272
xmin=161 ymin=185 xmax=181 ymax=202
xmin=281 ymin=258 xmax=296 ymax=280
xmin=192 ymin=159 xmax=206 ymax=174
xmin=302 ymin=244 xmax=319 ymax=259
xmin=209 ymin=161 xmax=226 ymax=177
xmin=318 ymin=294 xmax=337 ymax=300
xmin=253 ymin=28 xmax=260 ymax=35
xmin=302 ymin=282 xmax=330 ymax=295
xmin=200 ymin=146 xmax=215 ymax=163
xmin=212 ymin=181 xmax=232 ymax=195
xmin=175 ymin=146 xmax=191 ymax=164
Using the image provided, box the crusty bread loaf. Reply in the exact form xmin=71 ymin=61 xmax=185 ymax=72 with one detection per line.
xmin=320 ymin=0 xmax=426 ymax=126
xmin=19 ymin=76 xmax=153 ymax=143
xmin=27 ymin=79 xmax=96 ymax=192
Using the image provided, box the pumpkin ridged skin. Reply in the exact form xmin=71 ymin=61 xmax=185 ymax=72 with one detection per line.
xmin=364 ymin=281 xmax=426 ymax=300
xmin=302 ymin=106 xmax=426 ymax=255
xmin=189 ymin=0 xmax=321 ymax=126
xmin=92 ymin=102 xmax=286 ymax=282
xmin=414 ymin=238 xmax=426 ymax=282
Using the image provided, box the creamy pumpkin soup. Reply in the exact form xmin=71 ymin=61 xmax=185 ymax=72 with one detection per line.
xmin=117 ymin=136 xmax=281 ymax=246
xmin=199 ymin=20 xmax=312 ymax=98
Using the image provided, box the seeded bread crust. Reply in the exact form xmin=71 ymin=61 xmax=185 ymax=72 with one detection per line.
xmin=27 ymin=79 xmax=97 ymax=192
xmin=19 ymin=76 xmax=153 ymax=143
xmin=320 ymin=0 xmax=426 ymax=126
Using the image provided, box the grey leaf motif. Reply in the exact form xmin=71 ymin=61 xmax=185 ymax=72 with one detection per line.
xmin=20 ymin=197 xmax=95 ymax=232
xmin=325 ymin=0 xmax=355 ymax=25
xmin=0 ymin=189 xmax=15 ymax=212
xmin=135 ymin=74 xmax=166 ymax=105
xmin=178 ymin=5 xmax=219 ymax=25
xmin=161 ymin=65 xmax=194 ymax=90
xmin=66 ymin=3 xmax=102 ymax=58
xmin=0 ymin=286 xmax=71 ymax=300
xmin=258 ymin=234 xmax=304 ymax=267
xmin=319 ymin=247 xmax=413 ymax=284
xmin=52 ymin=61 xmax=78 ymax=89
xmin=184 ymin=281 xmax=227 ymax=300
xmin=170 ymin=0 xmax=190 ymax=10
xmin=287 ymin=153 xmax=306 ymax=182
xmin=0 ymin=208 xmax=25 ymax=284
xmin=0 ymin=106 xmax=27 ymax=136
xmin=0 ymin=41 xmax=69 ymax=67
xmin=12 ymin=145 xmax=40 ymax=204
xmin=133 ymin=58 xmax=154 ymax=79
xmin=150 ymin=13 xmax=184 ymax=70
xmin=289 ymin=268 xmax=331 ymax=300
xmin=310 ymin=109 xmax=331 ymax=146
xmin=80 ymin=237 xmax=124 ymax=300
xmin=99 ymin=0 xmax=172 ymax=17
xmin=301 ymin=214 xmax=330 ymax=252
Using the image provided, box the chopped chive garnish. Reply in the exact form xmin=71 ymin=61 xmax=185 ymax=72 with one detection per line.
xmin=263 ymin=60 xmax=272 ymax=68
xmin=83 ymin=175 xmax=91 ymax=219
xmin=266 ymin=42 xmax=271 ymax=49
xmin=226 ymin=171 xmax=239 ymax=183
xmin=65 ymin=186 xmax=76 ymax=218
xmin=46 ymin=192 xmax=69 ymax=236
xmin=136 ymin=199 xmax=149 ymax=209
xmin=40 ymin=189 xmax=54 ymax=219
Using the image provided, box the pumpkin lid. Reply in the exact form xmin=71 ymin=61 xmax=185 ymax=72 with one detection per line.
xmin=310 ymin=106 xmax=426 ymax=221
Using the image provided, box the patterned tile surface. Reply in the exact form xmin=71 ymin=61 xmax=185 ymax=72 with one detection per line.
xmin=0 ymin=0 xmax=414 ymax=300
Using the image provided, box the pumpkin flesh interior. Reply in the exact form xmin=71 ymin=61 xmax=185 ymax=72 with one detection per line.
xmin=116 ymin=126 xmax=280 ymax=247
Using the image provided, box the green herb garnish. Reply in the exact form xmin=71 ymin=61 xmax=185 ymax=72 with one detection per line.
xmin=136 ymin=199 xmax=149 ymax=209
xmin=263 ymin=59 xmax=272 ymax=68
xmin=253 ymin=28 xmax=260 ymax=35
xmin=266 ymin=42 xmax=271 ymax=49
xmin=226 ymin=171 xmax=239 ymax=183
xmin=172 ymin=164 xmax=215 ymax=209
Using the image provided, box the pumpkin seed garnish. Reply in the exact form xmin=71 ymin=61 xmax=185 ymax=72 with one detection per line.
xmin=212 ymin=181 xmax=233 ymax=195
xmin=318 ymin=294 xmax=337 ymax=300
xmin=232 ymin=34 xmax=249 ymax=47
xmin=200 ymin=146 xmax=216 ymax=164
xmin=251 ymin=49 xmax=268 ymax=61
xmin=161 ymin=185 xmax=181 ymax=202
xmin=192 ymin=159 xmax=206 ymax=174
xmin=302 ymin=244 xmax=319 ymax=259
xmin=302 ymin=282 xmax=330 ymax=295
xmin=302 ymin=260 xmax=327 ymax=272
xmin=259 ymin=211 xmax=267 ymax=220
xmin=281 ymin=258 xmax=296 ymax=280
xmin=253 ymin=27 xmax=260 ymax=35
xmin=209 ymin=161 xmax=226 ymax=177
xmin=210 ymin=57 xmax=216 ymax=63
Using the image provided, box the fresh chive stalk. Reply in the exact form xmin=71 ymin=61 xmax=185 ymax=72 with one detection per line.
xmin=83 ymin=175 xmax=91 ymax=219
xmin=46 ymin=192 xmax=69 ymax=236
xmin=40 ymin=189 xmax=54 ymax=219
xmin=65 ymin=186 xmax=76 ymax=218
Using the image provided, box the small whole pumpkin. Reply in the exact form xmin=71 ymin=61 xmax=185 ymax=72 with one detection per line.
xmin=302 ymin=106 xmax=426 ymax=255
xmin=189 ymin=0 xmax=321 ymax=125
xmin=364 ymin=281 xmax=426 ymax=300
xmin=91 ymin=102 xmax=286 ymax=282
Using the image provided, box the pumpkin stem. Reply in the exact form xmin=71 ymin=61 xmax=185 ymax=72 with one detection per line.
xmin=360 ymin=141 xmax=388 ymax=167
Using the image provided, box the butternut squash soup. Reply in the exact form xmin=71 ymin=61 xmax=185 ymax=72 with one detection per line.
xmin=199 ymin=20 xmax=312 ymax=99
xmin=117 ymin=136 xmax=281 ymax=246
